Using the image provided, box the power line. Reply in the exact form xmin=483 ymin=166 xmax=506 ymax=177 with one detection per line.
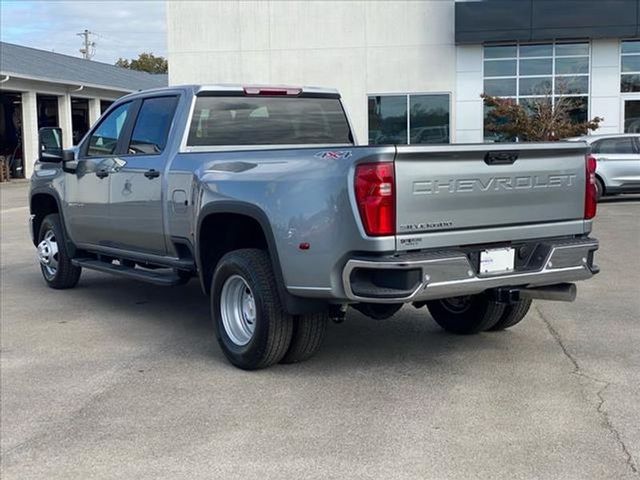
xmin=77 ymin=29 xmax=96 ymax=60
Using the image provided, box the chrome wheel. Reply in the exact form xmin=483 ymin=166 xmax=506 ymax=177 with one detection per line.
xmin=37 ymin=229 xmax=59 ymax=279
xmin=439 ymin=295 xmax=472 ymax=314
xmin=220 ymin=274 xmax=257 ymax=346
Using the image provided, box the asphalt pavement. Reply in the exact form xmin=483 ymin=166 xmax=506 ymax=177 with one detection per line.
xmin=1 ymin=181 xmax=639 ymax=479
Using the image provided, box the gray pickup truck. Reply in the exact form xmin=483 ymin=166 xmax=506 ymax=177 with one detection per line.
xmin=30 ymin=84 xmax=599 ymax=369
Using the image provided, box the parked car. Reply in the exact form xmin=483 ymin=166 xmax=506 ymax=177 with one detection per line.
xmin=30 ymin=84 xmax=599 ymax=370
xmin=566 ymin=133 xmax=640 ymax=200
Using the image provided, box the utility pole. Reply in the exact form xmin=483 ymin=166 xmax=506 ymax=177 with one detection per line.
xmin=77 ymin=29 xmax=96 ymax=60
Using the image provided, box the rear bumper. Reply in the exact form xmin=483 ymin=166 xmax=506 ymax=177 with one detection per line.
xmin=342 ymin=237 xmax=598 ymax=303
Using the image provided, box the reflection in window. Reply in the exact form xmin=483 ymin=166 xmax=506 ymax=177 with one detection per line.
xmin=621 ymin=40 xmax=640 ymax=92
xmin=368 ymin=94 xmax=450 ymax=145
xmin=624 ymin=100 xmax=640 ymax=133
xmin=367 ymin=96 xmax=407 ymax=145
xmin=87 ymin=102 xmax=130 ymax=156
xmin=129 ymin=96 xmax=178 ymax=155
xmin=483 ymin=42 xmax=590 ymax=140
xmin=410 ymin=95 xmax=450 ymax=144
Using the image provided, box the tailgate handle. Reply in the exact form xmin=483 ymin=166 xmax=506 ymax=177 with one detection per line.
xmin=484 ymin=151 xmax=518 ymax=165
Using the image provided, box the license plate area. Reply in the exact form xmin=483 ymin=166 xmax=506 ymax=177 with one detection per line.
xmin=479 ymin=247 xmax=515 ymax=275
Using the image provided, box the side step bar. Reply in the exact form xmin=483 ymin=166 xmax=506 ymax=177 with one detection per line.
xmin=71 ymin=258 xmax=185 ymax=286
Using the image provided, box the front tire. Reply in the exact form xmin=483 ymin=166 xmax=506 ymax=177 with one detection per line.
xmin=426 ymin=293 xmax=505 ymax=334
xmin=211 ymin=249 xmax=293 ymax=370
xmin=37 ymin=214 xmax=81 ymax=289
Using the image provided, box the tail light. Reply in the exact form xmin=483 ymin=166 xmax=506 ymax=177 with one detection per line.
xmin=584 ymin=154 xmax=597 ymax=219
xmin=354 ymin=162 xmax=395 ymax=236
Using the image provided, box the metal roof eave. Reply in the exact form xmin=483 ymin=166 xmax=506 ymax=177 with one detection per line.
xmin=0 ymin=70 xmax=138 ymax=94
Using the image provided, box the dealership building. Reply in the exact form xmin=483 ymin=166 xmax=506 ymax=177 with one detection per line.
xmin=167 ymin=0 xmax=640 ymax=145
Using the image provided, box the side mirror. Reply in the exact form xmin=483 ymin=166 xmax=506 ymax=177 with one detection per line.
xmin=38 ymin=127 xmax=75 ymax=164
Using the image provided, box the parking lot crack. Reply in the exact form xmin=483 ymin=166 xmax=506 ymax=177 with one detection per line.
xmin=537 ymin=306 xmax=638 ymax=476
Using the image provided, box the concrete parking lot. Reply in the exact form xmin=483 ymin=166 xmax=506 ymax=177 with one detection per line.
xmin=1 ymin=180 xmax=639 ymax=480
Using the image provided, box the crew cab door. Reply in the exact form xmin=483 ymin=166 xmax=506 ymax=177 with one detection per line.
xmin=65 ymin=102 xmax=132 ymax=246
xmin=107 ymin=95 xmax=179 ymax=255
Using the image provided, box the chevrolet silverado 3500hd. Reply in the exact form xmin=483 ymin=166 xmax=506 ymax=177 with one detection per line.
xmin=30 ymin=85 xmax=599 ymax=369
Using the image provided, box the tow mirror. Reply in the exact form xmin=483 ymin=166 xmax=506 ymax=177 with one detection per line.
xmin=38 ymin=127 xmax=74 ymax=163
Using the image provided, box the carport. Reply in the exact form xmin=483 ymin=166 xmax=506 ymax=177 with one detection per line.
xmin=0 ymin=41 xmax=167 ymax=179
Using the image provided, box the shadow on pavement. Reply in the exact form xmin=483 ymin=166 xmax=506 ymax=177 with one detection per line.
xmin=70 ymin=272 xmax=518 ymax=372
xmin=600 ymin=194 xmax=640 ymax=203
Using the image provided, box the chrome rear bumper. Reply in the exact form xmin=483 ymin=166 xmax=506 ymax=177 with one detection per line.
xmin=342 ymin=238 xmax=598 ymax=303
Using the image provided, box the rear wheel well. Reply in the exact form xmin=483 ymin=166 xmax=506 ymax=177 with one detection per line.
xmin=30 ymin=194 xmax=60 ymax=245
xmin=199 ymin=213 xmax=269 ymax=293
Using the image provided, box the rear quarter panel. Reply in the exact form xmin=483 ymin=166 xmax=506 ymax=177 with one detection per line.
xmin=168 ymin=146 xmax=396 ymax=296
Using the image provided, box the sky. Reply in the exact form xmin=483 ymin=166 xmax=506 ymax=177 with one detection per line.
xmin=0 ymin=0 xmax=166 ymax=64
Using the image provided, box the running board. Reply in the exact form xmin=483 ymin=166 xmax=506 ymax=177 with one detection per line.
xmin=71 ymin=258 xmax=184 ymax=286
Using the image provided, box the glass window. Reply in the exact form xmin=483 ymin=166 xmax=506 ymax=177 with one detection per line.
xmin=519 ymin=58 xmax=552 ymax=76
xmin=624 ymin=100 xmax=640 ymax=132
xmin=367 ymin=94 xmax=451 ymax=145
xmin=368 ymin=96 xmax=407 ymax=145
xmin=621 ymin=74 xmax=640 ymax=92
xmin=86 ymin=102 xmax=130 ymax=157
xmin=622 ymin=55 xmax=640 ymax=73
xmin=555 ymin=43 xmax=589 ymax=56
xmin=592 ymin=137 xmax=636 ymax=154
xmin=187 ymin=95 xmax=352 ymax=146
xmin=484 ymin=78 xmax=517 ymax=96
xmin=484 ymin=60 xmax=516 ymax=77
xmin=519 ymin=97 xmax=551 ymax=114
xmin=128 ymin=96 xmax=178 ymax=155
xmin=621 ymin=40 xmax=640 ymax=54
xmin=620 ymin=41 xmax=640 ymax=91
xmin=520 ymin=44 xmax=552 ymax=57
xmin=556 ymin=57 xmax=589 ymax=74
xmin=484 ymin=45 xmax=516 ymax=59
xmin=409 ymin=94 xmax=450 ymax=144
xmin=557 ymin=97 xmax=589 ymax=124
xmin=555 ymin=76 xmax=589 ymax=95
xmin=519 ymin=77 xmax=552 ymax=96
xmin=484 ymin=41 xmax=590 ymax=139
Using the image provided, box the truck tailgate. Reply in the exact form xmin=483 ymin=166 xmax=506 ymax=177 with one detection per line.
xmin=394 ymin=143 xmax=589 ymax=249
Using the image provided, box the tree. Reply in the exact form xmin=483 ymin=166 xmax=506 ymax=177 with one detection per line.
xmin=482 ymin=94 xmax=602 ymax=141
xmin=115 ymin=52 xmax=168 ymax=74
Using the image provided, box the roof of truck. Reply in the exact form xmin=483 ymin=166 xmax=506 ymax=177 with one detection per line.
xmin=125 ymin=84 xmax=340 ymax=96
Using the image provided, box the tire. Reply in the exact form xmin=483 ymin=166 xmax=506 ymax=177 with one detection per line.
xmin=280 ymin=312 xmax=328 ymax=364
xmin=595 ymin=177 xmax=605 ymax=201
xmin=211 ymin=249 xmax=293 ymax=370
xmin=37 ymin=214 xmax=81 ymax=289
xmin=487 ymin=297 xmax=532 ymax=331
xmin=426 ymin=293 xmax=505 ymax=335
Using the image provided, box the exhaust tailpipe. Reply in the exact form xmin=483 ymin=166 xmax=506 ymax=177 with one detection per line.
xmin=519 ymin=283 xmax=577 ymax=302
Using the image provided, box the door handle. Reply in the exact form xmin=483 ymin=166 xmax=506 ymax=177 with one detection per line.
xmin=96 ymin=168 xmax=109 ymax=179
xmin=144 ymin=169 xmax=160 ymax=179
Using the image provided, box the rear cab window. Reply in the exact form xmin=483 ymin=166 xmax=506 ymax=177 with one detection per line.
xmin=186 ymin=93 xmax=353 ymax=147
